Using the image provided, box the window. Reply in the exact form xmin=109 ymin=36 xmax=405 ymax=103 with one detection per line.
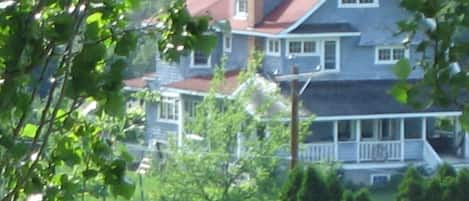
xmin=339 ymin=0 xmax=379 ymax=8
xmin=235 ymin=0 xmax=248 ymax=18
xmin=223 ymin=34 xmax=232 ymax=53
xmin=184 ymin=99 xmax=200 ymax=118
xmin=375 ymin=46 xmax=409 ymax=64
xmin=370 ymin=174 xmax=391 ymax=185
xmin=338 ymin=120 xmax=356 ymax=141
xmin=266 ymin=39 xmax=280 ymax=56
xmin=159 ymin=97 xmax=179 ymax=121
xmin=287 ymin=40 xmax=317 ymax=55
xmin=191 ymin=51 xmax=211 ymax=68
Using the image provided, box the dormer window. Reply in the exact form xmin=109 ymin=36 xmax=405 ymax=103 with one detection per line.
xmin=235 ymin=0 xmax=248 ymax=18
xmin=339 ymin=0 xmax=379 ymax=8
xmin=191 ymin=51 xmax=211 ymax=68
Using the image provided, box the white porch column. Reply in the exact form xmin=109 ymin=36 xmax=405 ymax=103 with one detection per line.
xmin=400 ymin=118 xmax=405 ymax=161
xmin=356 ymin=120 xmax=361 ymax=163
xmin=333 ymin=121 xmax=339 ymax=160
xmin=177 ymin=97 xmax=184 ymax=147
xmin=421 ymin=117 xmax=427 ymax=140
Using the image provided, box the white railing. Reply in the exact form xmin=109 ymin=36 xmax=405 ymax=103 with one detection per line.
xmin=359 ymin=141 xmax=401 ymax=161
xmin=299 ymin=143 xmax=335 ymax=162
xmin=423 ymin=141 xmax=442 ymax=170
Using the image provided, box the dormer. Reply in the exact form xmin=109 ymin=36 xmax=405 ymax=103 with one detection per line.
xmin=233 ymin=0 xmax=266 ymax=28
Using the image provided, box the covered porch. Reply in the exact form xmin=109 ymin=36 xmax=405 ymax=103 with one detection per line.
xmin=298 ymin=114 xmax=460 ymax=164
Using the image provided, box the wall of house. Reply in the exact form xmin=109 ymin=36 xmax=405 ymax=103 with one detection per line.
xmin=145 ymin=102 xmax=179 ymax=143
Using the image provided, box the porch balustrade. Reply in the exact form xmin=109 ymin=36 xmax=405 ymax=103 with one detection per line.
xmin=299 ymin=143 xmax=335 ymax=162
xmin=358 ymin=141 xmax=401 ymax=161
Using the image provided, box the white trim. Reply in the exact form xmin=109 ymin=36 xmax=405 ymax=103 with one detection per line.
xmin=314 ymin=112 xmax=462 ymax=121
xmin=157 ymin=96 xmax=180 ymax=123
xmin=265 ymin=38 xmax=281 ymax=56
xmin=338 ymin=0 xmax=380 ymax=8
xmin=400 ymin=118 xmax=405 ymax=161
xmin=375 ymin=45 xmax=410 ymax=65
xmin=342 ymin=162 xmax=414 ymax=170
xmin=370 ymin=173 xmax=391 ymax=185
xmin=320 ymin=38 xmax=341 ymax=73
xmin=190 ymin=51 xmax=212 ymax=69
xmin=286 ymin=39 xmax=319 ymax=56
xmin=223 ymin=34 xmax=232 ymax=53
xmin=160 ymin=87 xmax=229 ymax=99
xmin=281 ymin=0 xmax=327 ymax=34
xmin=231 ymin=30 xmax=361 ymax=38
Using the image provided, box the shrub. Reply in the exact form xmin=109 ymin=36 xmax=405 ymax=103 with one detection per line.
xmin=436 ymin=163 xmax=457 ymax=179
xmin=326 ymin=171 xmax=344 ymax=201
xmin=396 ymin=167 xmax=425 ymax=201
xmin=354 ymin=189 xmax=371 ymax=201
xmin=280 ymin=166 xmax=304 ymax=201
xmin=297 ymin=166 xmax=328 ymax=201
xmin=341 ymin=190 xmax=355 ymax=201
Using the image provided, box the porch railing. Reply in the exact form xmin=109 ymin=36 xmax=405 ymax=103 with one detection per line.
xmin=299 ymin=143 xmax=335 ymax=162
xmin=359 ymin=141 xmax=401 ymax=162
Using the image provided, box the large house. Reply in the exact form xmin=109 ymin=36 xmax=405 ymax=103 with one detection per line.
xmin=145 ymin=0 xmax=468 ymax=185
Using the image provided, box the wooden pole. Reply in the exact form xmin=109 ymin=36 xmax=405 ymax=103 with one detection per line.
xmin=290 ymin=65 xmax=299 ymax=169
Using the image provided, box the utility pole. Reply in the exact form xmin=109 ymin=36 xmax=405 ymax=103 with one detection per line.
xmin=290 ymin=65 xmax=299 ymax=169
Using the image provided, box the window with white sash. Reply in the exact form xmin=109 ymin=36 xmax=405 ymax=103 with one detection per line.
xmin=159 ymin=97 xmax=179 ymax=121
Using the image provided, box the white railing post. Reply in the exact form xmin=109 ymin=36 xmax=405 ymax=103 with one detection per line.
xmin=421 ymin=117 xmax=427 ymax=140
xmin=356 ymin=120 xmax=361 ymax=163
xmin=400 ymin=118 xmax=405 ymax=161
xmin=177 ymin=97 xmax=184 ymax=147
xmin=333 ymin=121 xmax=339 ymax=160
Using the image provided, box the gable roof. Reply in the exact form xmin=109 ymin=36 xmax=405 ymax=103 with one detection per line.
xmin=185 ymin=0 xmax=324 ymax=35
xmin=163 ymin=71 xmax=240 ymax=96
xmin=123 ymin=73 xmax=157 ymax=90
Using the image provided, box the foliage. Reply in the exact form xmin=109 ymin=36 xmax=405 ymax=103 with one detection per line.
xmin=151 ymin=53 xmax=294 ymax=201
xmin=280 ymin=166 xmax=304 ymax=201
xmin=396 ymin=167 xmax=425 ymax=201
xmin=397 ymin=164 xmax=469 ymax=201
xmin=353 ymin=189 xmax=371 ymax=201
xmin=394 ymin=0 xmax=469 ymax=128
xmin=297 ymin=166 xmax=328 ymax=201
xmin=341 ymin=190 xmax=355 ymax=201
xmin=326 ymin=171 xmax=344 ymax=201
xmin=0 ymin=0 xmax=214 ymax=200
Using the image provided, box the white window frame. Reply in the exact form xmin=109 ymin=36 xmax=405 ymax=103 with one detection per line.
xmin=265 ymin=39 xmax=281 ymax=56
xmin=338 ymin=0 xmax=379 ymax=8
xmin=235 ymin=0 xmax=248 ymax=19
xmin=184 ymin=99 xmax=200 ymax=119
xmin=370 ymin=174 xmax=391 ymax=185
xmin=375 ymin=45 xmax=409 ymax=65
xmin=190 ymin=51 xmax=212 ymax=68
xmin=223 ymin=34 xmax=232 ymax=53
xmin=320 ymin=38 xmax=341 ymax=72
xmin=286 ymin=39 xmax=319 ymax=56
xmin=158 ymin=96 xmax=180 ymax=123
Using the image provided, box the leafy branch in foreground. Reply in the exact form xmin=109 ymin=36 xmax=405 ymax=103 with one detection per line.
xmin=0 ymin=0 xmax=215 ymax=200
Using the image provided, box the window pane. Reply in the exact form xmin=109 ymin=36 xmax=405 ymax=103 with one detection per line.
xmin=194 ymin=51 xmax=209 ymax=65
xmin=393 ymin=48 xmax=405 ymax=60
xmin=238 ymin=0 xmax=247 ymax=13
xmin=324 ymin=41 xmax=337 ymax=70
xmin=359 ymin=0 xmax=374 ymax=3
xmin=378 ymin=49 xmax=391 ymax=61
xmin=342 ymin=0 xmax=357 ymax=3
xmin=338 ymin=121 xmax=353 ymax=141
xmin=361 ymin=120 xmax=374 ymax=139
xmin=303 ymin=41 xmax=316 ymax=53
xmin=288 ymin=41 xmax=301 ymax=53
xmin=224 ymin=36 xmax=231 ymax=50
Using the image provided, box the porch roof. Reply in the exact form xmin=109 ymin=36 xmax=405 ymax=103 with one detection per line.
xmin=290 ymin=23 xmax=359 ymax=34
xmin=279 ymin=80 xmax=460 ymax=117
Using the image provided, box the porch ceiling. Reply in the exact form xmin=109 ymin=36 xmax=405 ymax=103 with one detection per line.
xmin=279 ymin=80 xmax=459 ymax=117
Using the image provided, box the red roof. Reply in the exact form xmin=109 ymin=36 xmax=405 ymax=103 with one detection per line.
xmin=186 ymin=0 xmax=322 ymax=34
xmin=123 ymin=73 xmax=157 ymax=89
xmin=164 ymin=71 xmax=240 ymax=95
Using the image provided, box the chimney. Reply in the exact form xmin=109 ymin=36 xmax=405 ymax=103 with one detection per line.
xmin=248 ymin=0 xmax=264 ymax=28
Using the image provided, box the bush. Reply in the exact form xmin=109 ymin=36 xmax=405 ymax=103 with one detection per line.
xmin=436 ymin=163 xmax=457 ymax=179
xmin=396 ymin=167 xmax=425 ymax=201
xmin=456 ymin=169 xmax=469 ymax=201
xmin=280 ymin=166 xmax=304 ymax=201
xmin=354 ymin=189 xmax=371 ymax=201
xmin=341 ymin=190 xmax=355 ymax=201
xmin=326 ymin=171 xmax=344 ymax=201
xmin=297 ymin=166 xmax=328 ymax=201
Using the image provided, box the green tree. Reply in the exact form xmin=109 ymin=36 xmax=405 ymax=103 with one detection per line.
xmin=353 ymin=189 xmax=371 ymax=201
xmin=297 ymin=166 xmax=328 ymax=201
xmin=341 ymin=190 xmax=355 ymax=201
xmin=325 ymin=171 xmax=344 ymax=201
xmin=0 ymin=0 xmax=214 ymax=200
xmin=395 ymin=0 xmax=469 ymax=129
xmin=280 ymin=167 xmax=304 ymax=201
xmin=396 ymin=167 xmax=425 ymax=201
xmin=151 ymin=53 xmax=295 ymax=201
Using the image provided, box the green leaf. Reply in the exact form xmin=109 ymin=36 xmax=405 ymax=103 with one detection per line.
xmin=83 ymin=169 xmax=98 ymax=179
xmin=393 ymin=59 xmax=412 ymax=80
xmin=389 ymin=82 xmax=410 ymax=104
xmin=115 ymin=32 xmax=138 ymax=57
xmin=460 ymin=109 xmax=469 ymax=131
xmin=86 ymin=12 xmax=103 ymax=24
xmin=21 ymin=124 xmax=38 ymax=138
xmin=111 ymin=177 xmax=136 ymax=200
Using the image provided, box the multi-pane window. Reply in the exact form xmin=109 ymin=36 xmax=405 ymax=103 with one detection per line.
xmin=375 ymin=46 xmax=409 ymax=64
xmin=159 ymin=97 xmax=179 ymax=121
xmin=223 ymin=34 xmax=232 ymax=52
xmin=266 ymin=39 xmax=280 ymax=56
xmin=184 ymin=99 xmax=200 ymax=118
xmin=236 ymin=0 xmax=248 ymax=17
xmin=191 ymin=51 xmax=211 ymax=68
xmin=287 ymin=40 xmax=317 ymax=55
xmin=340 ymin=0 xmax=378 ymax=8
